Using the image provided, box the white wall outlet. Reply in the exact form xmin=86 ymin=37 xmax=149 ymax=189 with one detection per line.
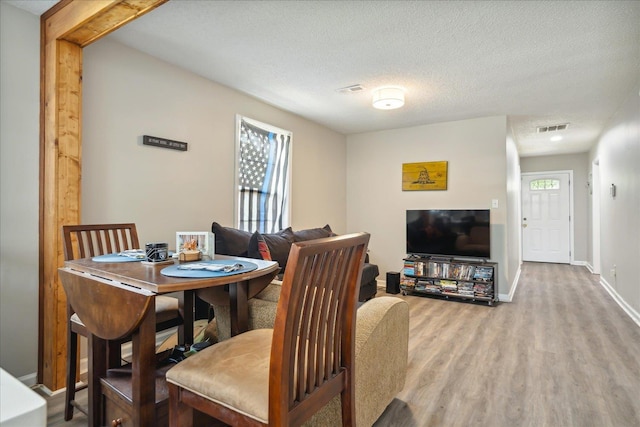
xmin=491 ymin=199 xmax=499 ymax=208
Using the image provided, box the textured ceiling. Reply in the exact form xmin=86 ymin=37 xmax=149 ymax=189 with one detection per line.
xmin=8 ymin=0 xmax=640 ymax=157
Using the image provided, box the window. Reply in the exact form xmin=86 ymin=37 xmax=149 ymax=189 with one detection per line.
xmin=529 ymin=179 xmax=560 ymax=190
xmin=235 ymin=116 xmax=292 ymax=233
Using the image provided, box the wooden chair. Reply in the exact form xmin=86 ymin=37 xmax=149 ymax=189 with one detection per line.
xmin=166 ymin=232 xmax=369 ymax=426
xmin=61 ymin=223 xmax=183 ymax=421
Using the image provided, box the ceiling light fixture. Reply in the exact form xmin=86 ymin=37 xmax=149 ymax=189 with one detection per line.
xmin=550 ymin=135 xmax=563 ymax=142
xmin=372 ymin=87 xmax=405 ymax=110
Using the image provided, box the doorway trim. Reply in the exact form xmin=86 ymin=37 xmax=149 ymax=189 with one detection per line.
xmin=590 ymin=160 xmax=601 ymax=274
xmin=39 ymin=0 xmax=168 ymax=391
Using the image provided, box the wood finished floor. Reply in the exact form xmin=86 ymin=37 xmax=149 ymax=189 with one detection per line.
xmin=43 ymin=262 xmax=640 ymax=427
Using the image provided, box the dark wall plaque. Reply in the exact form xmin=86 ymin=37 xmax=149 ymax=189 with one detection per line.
xmin=143 ymin=135 xmax=188 ymax=151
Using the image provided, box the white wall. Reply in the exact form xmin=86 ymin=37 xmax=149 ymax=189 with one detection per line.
xmin=520 ymin=153 xmax=590 ymax=263
xmin=590 ymin=86 xmax=640 ymax=321
xmin=82 ymin=38 xmax=348 ymax=242
xmin=346 ymin=116 xmax=513 ymax=296
xmin=0 ymin=3 xmax=40 ymax=381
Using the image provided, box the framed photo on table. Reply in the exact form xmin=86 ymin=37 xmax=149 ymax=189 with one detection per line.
xmin=176 ymin=231 xmax=215 ymax=258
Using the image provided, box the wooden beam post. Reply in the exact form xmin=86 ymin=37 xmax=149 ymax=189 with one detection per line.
xmin=39 ymin=0 xmax=167 ymax=391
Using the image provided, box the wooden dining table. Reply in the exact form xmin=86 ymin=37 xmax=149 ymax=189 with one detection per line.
xmin=58 ymin=255 xmax=278 ymax=427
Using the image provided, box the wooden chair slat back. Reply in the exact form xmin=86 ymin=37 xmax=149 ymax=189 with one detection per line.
xmin=61 ymin=223 xmax=139 ymax=261
xmin=269 ymin=232 xmax=369 ymax=426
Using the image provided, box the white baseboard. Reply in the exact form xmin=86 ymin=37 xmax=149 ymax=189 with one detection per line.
xmin=600 ymin=277 xmax=640 ymax=328
xmin=498 ymin=263 xmax=522 ymax=303
xmin=585 ymin=262 xmax=604 ymax=275
xmin=17 ymin=372 xmax=38 ymax=388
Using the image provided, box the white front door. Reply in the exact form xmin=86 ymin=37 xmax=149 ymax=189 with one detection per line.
xmin=521 ymin=172 xmax=571 ymax=263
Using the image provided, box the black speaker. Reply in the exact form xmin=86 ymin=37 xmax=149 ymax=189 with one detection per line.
xmin=386 ymin=271 xmax=400 ymax=294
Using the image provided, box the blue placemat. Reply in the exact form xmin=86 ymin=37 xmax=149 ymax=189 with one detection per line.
xmin=92 ymin=252 xmax=144 ymax=262
xmin=161 ymin=260 xmax=258 ymax=278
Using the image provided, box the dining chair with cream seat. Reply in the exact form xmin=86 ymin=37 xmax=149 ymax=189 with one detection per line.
xmin=166 ymin=232 xmax=370 ymax=427
xmin=61 ymin=223 xmax=184 ymax=421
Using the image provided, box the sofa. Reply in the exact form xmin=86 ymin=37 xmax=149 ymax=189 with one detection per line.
xmin=210 ymin=222 xmax=380 ymax=302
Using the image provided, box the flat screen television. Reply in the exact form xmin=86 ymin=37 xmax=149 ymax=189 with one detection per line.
xmin=406 ymin=209 xmax=491 ymax=259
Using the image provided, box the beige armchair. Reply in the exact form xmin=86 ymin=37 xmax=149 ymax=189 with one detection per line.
xmin=211 ymin=284 xmax=410 ymax=426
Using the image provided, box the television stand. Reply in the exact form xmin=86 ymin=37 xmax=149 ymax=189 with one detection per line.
xmin=406 ymin=254 xmax=454 ymax=262
xmin=401 ymin=256 xmax=497 ymax=306
xmin=425 ymin=256 xmax=454 ymax=263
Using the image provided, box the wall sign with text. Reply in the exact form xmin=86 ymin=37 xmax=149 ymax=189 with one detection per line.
xmin=143 ymin=135 xmax=188 ymax=151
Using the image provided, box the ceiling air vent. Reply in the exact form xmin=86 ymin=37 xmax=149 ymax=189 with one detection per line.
xmin=336 ymin=84 xmax=365 ymax=93
xmin=537 ymin=123 xmax=569 ymax=133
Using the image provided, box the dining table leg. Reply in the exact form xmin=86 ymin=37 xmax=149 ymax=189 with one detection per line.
xmin=131 ymin=304 xmax=157 ymax=426
xmin=88 ymin=334 xmax=107 ymax=427
xmin=229 ymin=281 xmax=249 ymax=337
xmin=182 ymin=290 xmax=194 ymax=345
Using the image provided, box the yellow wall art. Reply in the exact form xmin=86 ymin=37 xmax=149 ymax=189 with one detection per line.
xmin=402 ymin=161 xmax=448 ymax=191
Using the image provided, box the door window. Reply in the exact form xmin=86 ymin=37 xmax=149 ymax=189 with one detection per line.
xmin=530 ymin=179 xmax=560 ymax=190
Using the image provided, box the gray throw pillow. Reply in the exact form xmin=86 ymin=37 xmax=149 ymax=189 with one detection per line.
xmin=292 ymin=224 xmax=335 ymax=242
xmin=211 ymin=222 xmax=252 ymax=256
